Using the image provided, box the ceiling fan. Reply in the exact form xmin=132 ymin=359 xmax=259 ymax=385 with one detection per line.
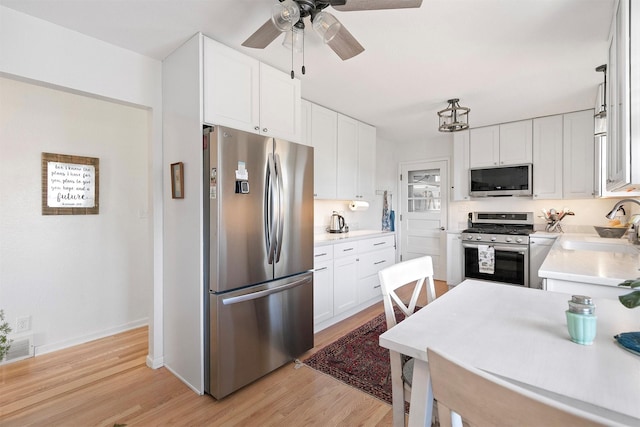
xmin=242 ymin=0 xmax=423 ymax=61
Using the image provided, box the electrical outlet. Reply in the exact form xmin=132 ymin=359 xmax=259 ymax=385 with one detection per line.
xmin=16 ymin=315 xmax=31 ymax=333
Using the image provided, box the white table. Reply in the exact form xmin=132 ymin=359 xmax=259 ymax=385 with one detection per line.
xmin=379 ymin=280 xmax=640 ymax=427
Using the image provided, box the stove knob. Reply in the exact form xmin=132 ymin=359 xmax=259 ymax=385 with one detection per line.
xmin=505 ymin=237 xmax=513 ymax=242
xmin=516 ymin=237 xmax=523 ymax=243
xmin=467 ymin=235 xmax=474 ymax=240
xmin=476 ymin=236 xmax=482 ymax=241
xmin=490 ymin=236 xmax=497 ymax=242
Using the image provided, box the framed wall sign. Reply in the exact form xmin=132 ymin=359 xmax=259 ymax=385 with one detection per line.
xmin=171 ymin=162 xmax=184 ymax=199
xmin=42 ymin=152 xmax=99 ymax=215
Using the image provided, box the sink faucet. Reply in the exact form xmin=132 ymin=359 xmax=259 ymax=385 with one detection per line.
xmin=605 ymin=199 xmax=640 ymax=219
xmin=606 ymin=199 xmax=640 ymax=244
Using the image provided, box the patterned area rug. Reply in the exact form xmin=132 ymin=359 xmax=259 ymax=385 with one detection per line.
xmin=303 ymin=311 xmax=403 ymax=408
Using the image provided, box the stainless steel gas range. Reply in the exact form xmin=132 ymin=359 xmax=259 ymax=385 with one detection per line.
xmin=462 ymin=212 xmax=534 ymax=287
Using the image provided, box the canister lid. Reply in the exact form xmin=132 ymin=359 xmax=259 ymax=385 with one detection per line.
xmin=571 ymin=295 xmax=594 ymax=306
xmin=568 ymin=300 xmax=596 ymax=315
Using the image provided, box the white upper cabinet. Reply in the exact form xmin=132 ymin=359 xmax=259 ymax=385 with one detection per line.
xmin=469 ymin=121 xmax=532 ymax=168
xmin=357 ymin=121 xmax=376 ymax=201
xmin=336 ymin=114 xmax=376 ymax=200
xmin=469 ymin=125 xmax=499 ymax=167
xmin=606 ymin=0 xmax=640 ymax=192
xmin=202 ymin=37 xmax=301 ymax=142
xmin=259 ymin=62 xmax=301 ymax=141
xmin=300 ymin=99 xmax=312 ymax=147
xmin=310 ymin=103 xmax=338 ymax=199
xmin=533 ymin=115 xmax=563 ymax=199
xmin=499 ymin=120 xmax=533 ymax=165
xmin=336 ymin=114 xmax=358 ymax=199
xmin=563 ymin=110 xmax=595 ymax=199
xmin=451 ymin=130 xmax=470 ymax=201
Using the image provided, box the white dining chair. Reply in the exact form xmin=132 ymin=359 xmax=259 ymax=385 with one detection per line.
xmin=427 ymin=347 xmax=611 ymax=427
xmin=378 ymin=255 xmax=437 ymax=427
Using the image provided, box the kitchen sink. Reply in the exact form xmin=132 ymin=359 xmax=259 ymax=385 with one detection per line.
xmin=561 ymin=239 xmax=640 ymax=254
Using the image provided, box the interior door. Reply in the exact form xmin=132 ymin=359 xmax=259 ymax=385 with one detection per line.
xmin=399 ymin=160 xmax=448 ymax=280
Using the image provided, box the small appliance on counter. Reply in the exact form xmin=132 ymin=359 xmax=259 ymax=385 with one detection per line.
xmin=327 ymin=211 xmax=349 ymax=233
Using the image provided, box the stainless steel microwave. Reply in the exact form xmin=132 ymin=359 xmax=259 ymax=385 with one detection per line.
xmin=469 ymin=164 xmax=532 ymax=197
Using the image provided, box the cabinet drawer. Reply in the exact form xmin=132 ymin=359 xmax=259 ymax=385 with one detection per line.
xmin=358 ymin=235 xmax=395 ymax=253
xmin=333 ymin=241 xmax=358 ymax=258
xmin=313 ymin=246 xmax=334 ymax=264
xmin=358 ymin=248 xmax=396 ymax=279
xmin=358 ymin=274 xmax=382 ymax=303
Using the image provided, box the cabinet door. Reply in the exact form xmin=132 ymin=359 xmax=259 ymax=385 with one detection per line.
xmin=313 ymin=260 xmax=334 ymax=325
xmin=451 ymin=130 xmax=470 ymax=201
xmin=445 ymin=233 xmax=463 ymax=286
xmin=563 ymin=110 xmax=595 ymax=199
xmin=357 ymin=122 xmax=376 ymax=200
xmin=259 ymin=62 xmax=301 ymax=142
xmin=469 ymin=125 xmax=500 ymax=167
xmin=311 ymin=103 xmax=338 ymax=199
xmin=300 ymin=99 xmax=312 ymax=147
xmin=532 ymin=115 xmax=563 ymax=199
xmin=499 ymin=120 xmax=532 ymax=165
xmin=333 ymin=255 xmax=358 ymax=315
xmin=336 ymin=114 xmax=359 ymax=200
xmin=203 ymin=38 xmax=259 ymax=133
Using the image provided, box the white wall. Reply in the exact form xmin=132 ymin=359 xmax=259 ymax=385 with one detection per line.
xmin=0 ymin=77 xmax=151 ymax=354
xmin=0 ymin=6 xmax=163 ymax=364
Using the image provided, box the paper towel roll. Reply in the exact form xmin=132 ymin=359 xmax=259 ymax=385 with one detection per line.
xmin=348 ymin=201 xmax=369 ymax=211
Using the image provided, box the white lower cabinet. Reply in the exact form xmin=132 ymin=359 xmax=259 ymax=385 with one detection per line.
xmin=313 ymin=234 xmax=396 ymax=331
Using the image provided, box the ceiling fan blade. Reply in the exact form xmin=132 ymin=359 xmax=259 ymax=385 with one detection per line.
xmin=327 ymin=24 xmax=365 ymax=60
xmin=333 ymin=0 xmax=423 ymax=11
xmin=242 ymin=19 xmax=282 ymax=49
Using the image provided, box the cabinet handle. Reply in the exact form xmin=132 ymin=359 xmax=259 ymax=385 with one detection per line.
xmin=315 ymin=253 xmax=327 ymax=257
xmin=342 ymin=248 xmax=354 ymax=252
xmin=263 ymin=128 xmax=268 ymax=132
xmin=373 ymin=242 xmax=386 ymax=246
xmin=373 ymin=285 xmax=381 ymax=289
xmin=315 ymin=266 xmax=328 ymax=271
xmin=374 ymin=260 xmax=386 ymax=265
xmin=254 ymin=126 xmax=260 ymax=131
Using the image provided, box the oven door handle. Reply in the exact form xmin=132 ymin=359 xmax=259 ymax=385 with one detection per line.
xmin=463 ymin=243 xmax=528 ymax=254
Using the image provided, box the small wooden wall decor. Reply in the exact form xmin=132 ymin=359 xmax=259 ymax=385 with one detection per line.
xmin=171 ymin=162 xmax=184 ymax=199
xmin=42 ymin=152 xmax=99 ymax=215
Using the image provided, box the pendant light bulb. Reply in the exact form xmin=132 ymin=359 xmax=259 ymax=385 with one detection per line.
xmin=271 ymin=0 xmax=301 ymax=32
xmin=282 ymin=27 xmax=304 ymax=53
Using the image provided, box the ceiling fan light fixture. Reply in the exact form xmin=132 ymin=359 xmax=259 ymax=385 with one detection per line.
xmin=271 ymin=0 xmax=301 ymax=32
xmin=282 ymin=26 xmax=304 ymax=53
xmin=438 ymin=98 xmax=470 ymax=132
xmin=312 ymin=11 xmax=342 ymax=43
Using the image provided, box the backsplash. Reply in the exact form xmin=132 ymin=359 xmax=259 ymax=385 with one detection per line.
xmin=449 ymin=197 xmax=640 ymax=232
xmin=314 ymin=197 xmax=389 ymax=234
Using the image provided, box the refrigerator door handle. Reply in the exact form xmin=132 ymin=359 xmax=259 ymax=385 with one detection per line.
xmin=265 ymin=153 xmax=277 ymax=264
xmin=221 ymin=275 xmax=312 ymax=305
xmin=274 ymin=153 xmax=285 ymax=263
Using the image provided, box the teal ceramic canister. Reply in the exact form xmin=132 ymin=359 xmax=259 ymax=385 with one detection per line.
xmin=566 ymin=295 xmax=597 ymax=345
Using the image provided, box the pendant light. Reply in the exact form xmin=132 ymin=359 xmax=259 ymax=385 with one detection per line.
xmin=437 ymin=98 xmax=470 ymax=132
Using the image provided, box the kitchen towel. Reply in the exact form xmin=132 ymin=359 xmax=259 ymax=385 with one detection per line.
xmin=478 ymin=244 xmax=495 ymax=274
xmin=382 ymin=191 xmax=390 ymax=231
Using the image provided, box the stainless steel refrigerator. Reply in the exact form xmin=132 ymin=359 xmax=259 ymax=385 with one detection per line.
xmin=203 ymin=126 xmax=314 ymax=399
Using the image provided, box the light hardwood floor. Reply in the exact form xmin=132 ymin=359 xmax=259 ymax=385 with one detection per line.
xmin=0 ymin=281 xmax=446 ymax=426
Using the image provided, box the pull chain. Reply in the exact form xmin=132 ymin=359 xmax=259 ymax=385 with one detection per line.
xmin=290 ymin=28 xmax=295 ymax=79
xmin=301 ymin=29 xmax=306 ymax=75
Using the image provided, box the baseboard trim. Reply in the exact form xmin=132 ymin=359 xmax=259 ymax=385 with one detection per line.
xmin=34 ymin=318 xmax=149 ymax=356
xmin=146 ymin=354 xmax=164 ymax=369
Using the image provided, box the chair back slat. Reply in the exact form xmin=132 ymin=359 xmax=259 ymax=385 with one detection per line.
xmin=427 ymin=348 xmax=610 ymax=427
xmin=379 ymin=256 xmax=436 ymax=328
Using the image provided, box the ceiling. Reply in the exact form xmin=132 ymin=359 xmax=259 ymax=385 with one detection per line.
xmin=0 ymin=0 xmax=615 ymax=143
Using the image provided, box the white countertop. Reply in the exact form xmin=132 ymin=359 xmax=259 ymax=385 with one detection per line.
xmin=539 ymin=233 xmax=640 ymax=287
xmin=314 ymin=229 xmax=395 ymax=246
